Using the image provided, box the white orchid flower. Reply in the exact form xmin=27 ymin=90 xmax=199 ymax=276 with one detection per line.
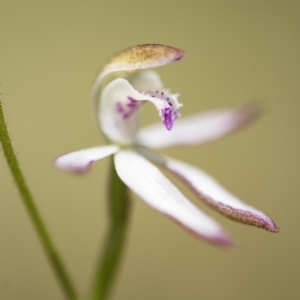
xmin=55 ymin=44 xmax=278 ymax=247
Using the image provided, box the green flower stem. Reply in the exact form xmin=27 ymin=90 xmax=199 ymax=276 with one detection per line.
xmin=89 ymin=158 xmax=130 ymax=300
xmin=0 ymin=100 xmax=78 ymax=300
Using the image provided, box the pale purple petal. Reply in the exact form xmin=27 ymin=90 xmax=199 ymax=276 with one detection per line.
xmin=142 ymin=150 xmax=278 ymax=232
xmin=114 ymin=150 xmax=233 ymax=247
xmin=54 ymin=145 xmax=119 ymax=173
xmin=137 ymin=102 xmax=260 ymax=149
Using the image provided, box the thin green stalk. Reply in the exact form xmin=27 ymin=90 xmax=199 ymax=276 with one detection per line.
xmin=0 ymin=99 xmax=78 ymax=300
xmin=89 ymin=158 xmax=130 ymax=300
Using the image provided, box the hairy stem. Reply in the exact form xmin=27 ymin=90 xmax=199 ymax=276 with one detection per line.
xmin=0 ymin=99 xmax=78 ymax=300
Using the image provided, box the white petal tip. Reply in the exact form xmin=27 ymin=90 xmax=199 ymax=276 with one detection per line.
xmin=234 ymin=101 xmax=263 ymax=128
xmin=200 ymin=231 xmax=235 ymax=248
xmin=164 ymin=213 xmax=234 ymax=248
xmin=54 ymin=145 xmax=118 ymax=174
xmin=54 ymin=156 xmax=94 ymax=174
xmin=211 ymin=234 xmax=235 ymax=248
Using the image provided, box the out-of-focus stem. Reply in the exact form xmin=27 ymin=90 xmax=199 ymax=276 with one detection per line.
xmin=89 ymin=158 xmax=130 ymax=300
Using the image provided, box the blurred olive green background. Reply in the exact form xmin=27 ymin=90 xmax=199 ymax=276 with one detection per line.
xmin=0 ymin=1 xmax=299 ymax=299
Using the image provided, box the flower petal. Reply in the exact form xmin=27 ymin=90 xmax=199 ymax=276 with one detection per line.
xmin=142 ymin=150 xmax=278 ymax=232
xmin=92 ymin=44 xmax=186 ymax=112
xmin=100 ymin=77 xmax=182 ymax=145
xmin=114 ymin=149 xmax=233 ymax=247
xmin=137 ymin=102 xmax=260 ymax=149
xmin=54 ymin=145 xmax=119 ymax=173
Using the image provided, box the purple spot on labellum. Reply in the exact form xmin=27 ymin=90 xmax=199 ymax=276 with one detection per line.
xmin=115 ymin=96 xmax=141 ymax=119
xmin=127 ymin=103 xmax=137 ymax=108
xmin=127 ymin=96 xmax=138 ymax=103
xmin=162 ymin=107 xmax=176 ymax=130
xmin=116 ymin=102 xmax=124 ymax=113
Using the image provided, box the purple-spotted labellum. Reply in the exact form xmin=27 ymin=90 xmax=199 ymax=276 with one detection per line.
xmin=55 ymin=44 xmax=278 ymax=247
xmin=162 ymin=106 xmax=177 ymax=131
